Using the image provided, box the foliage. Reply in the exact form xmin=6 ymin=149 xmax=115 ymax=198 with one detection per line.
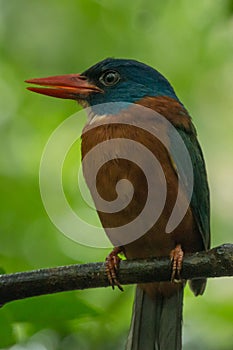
xmin=0 ymin=0 xmax=233 ymax=349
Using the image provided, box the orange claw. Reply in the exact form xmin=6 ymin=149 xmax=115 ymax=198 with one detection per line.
xmin=170 ymin=244 xmax=184 ymax=282
xmin=105 ymin=247 xmax=123 ymax=291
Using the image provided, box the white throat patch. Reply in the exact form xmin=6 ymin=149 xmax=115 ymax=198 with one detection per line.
xmin=88 ymin=113 xmax=109 ymax=125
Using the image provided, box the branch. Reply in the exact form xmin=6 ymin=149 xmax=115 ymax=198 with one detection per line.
xmin=0 ymin=244 xmax=232 ymax=305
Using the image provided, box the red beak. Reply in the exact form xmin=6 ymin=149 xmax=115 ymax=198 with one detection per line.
xmin=25 ymin=74 xmax=103 ymax=100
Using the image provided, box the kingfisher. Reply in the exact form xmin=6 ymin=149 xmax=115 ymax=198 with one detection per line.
xmin=26 ymin=58 xmax=210 ymax=350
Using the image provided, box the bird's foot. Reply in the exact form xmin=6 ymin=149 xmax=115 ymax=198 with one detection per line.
xmin=170 ymin=244 xmax=184 ymax=283
xmin=105 ymin=247 xmax=123 ymax=291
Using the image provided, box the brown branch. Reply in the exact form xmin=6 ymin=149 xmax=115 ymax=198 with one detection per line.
xmin=0 ymin=244 xmax=232 ymax=305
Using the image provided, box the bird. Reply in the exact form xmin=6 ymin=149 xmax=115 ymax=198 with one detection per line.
xmin=26 ymin=58 xmax=210 ymax=350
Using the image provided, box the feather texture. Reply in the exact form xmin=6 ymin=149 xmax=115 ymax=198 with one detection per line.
xmin=126 ymin=286 xmax=184 ymax=350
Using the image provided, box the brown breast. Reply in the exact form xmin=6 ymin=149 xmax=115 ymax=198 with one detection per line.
xmin=81 ymin=100 xmax=203 ymax=260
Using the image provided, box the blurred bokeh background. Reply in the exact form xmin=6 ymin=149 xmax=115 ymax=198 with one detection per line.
xmin=0 ymin=0 xmax=233 ymax=349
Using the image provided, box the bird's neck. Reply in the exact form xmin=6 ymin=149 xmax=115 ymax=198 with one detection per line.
xmin=136 ymin=96 xmax=195 ymax=133
xmin=85 ymin=96 xmax=195 ymax=135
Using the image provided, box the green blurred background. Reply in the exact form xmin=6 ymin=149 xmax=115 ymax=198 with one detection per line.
xmin=0 ymin=0 xmax=233 ymax=349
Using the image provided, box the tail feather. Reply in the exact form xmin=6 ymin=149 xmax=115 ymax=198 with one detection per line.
xmin=158 ymin=287 xmax=183 ymax=350
xmin=126 ymin=285 xmax=184 ymax=350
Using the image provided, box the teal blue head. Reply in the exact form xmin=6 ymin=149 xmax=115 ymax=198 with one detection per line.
xmin=26 ymin=58 xmax=179 ymax=114
xmin=82 ymin=58 xmax=178 ymax=105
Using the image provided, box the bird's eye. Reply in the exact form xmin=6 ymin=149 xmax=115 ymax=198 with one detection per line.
xmin=99 ymin=70 xmax=120 ymax=86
